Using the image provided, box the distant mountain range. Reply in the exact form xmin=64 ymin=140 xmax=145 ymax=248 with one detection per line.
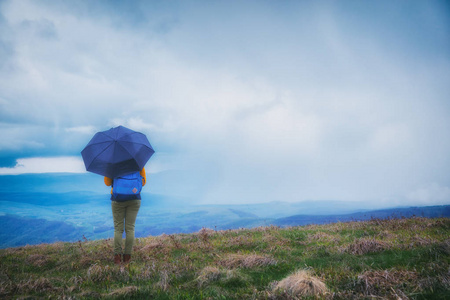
xmin=272 ymin=205 xmax=450 ymax=227
xmin=1 ymin=193 xmax=448 ymax=248
xmin=1 ymin=173 xmax=449 ymax=248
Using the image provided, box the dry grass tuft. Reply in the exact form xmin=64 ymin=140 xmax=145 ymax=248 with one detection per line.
xmin=17 ymin=277 xmax=55 ymax=293
xmin=79 ymin=290 xmax=101 ymax=298
xmin=26 ymin=254 xmax=50 ymax=267
xmin=356 ymin=269 xmax=419 ymax=297
xmin=0 ymin=281 xmax=13 ymax=297
xmin=274 ymin=270 xmax=328 ymax=298
xmin=430 ymin=218 xmax=450 ymax=229
xmin=196 ymin=266 xmax=248 ymax=287
xmin=146 ymin=240 xmax=165 ymax=250
xmin=407 ymin=235 xmax=436 ymax=248
xmin=222 ymin=235 xmax=258 ymax=249
xmin=219 ymin=254 xmax=277 ymax=269
xmin=308 ymin=232 xmax=332 ymax=240
xmin=436 ymin=239 xmax=450 ymax=256
xmin=168 ymin=234 xmax=182 ymax=249
xmin=87 ymin=264 xmax=110 ymax=282
xmin=308 ymin=232 xmax=340 ymax=244
xmin=133 ymin=262 xmax=158 ymax=281
xmin=87 ymin=264 xmax=129 ymax=282
xmin=344 ymin=238 xmax=390 ymax=255
xmin=79 ymin=255 xmax=95 ymax=268
xmin=69 ymin=275 xmax=84 ymax=284
xmin=261 ymin=235 xmax=292 ymax=253
xmin=252 ymin=225 xmax=280 ymax=232
xmin=65 ymin=275 xmax=83 ymax=293
xmin=439 ymin=271 xmax=450 ymax=288
xmin=196 ymin=266 xmax=223 ymax=287
xmin=107 ymin=285 xmax=138 ymax=297
xmin=157 ymin=270 xmax=170 ymax=291
xmin=197 ymin=227 xmax=215 ymax=243
xmin=135 ymin=239 xmax=167 ymax=260
xmin=0 ymin=268 xmax=11 ymax=284
xmin=376 ymin=230 xmax=397 ymax=240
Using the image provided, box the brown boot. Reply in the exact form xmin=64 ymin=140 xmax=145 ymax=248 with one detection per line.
xmin=114 ymin=254 xmax=122 ymax=265
xmin=123 ymin=254 xmax=131 ymax=264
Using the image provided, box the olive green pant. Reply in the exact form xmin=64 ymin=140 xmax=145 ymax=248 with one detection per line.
xmin=111 ymin=199 xmax=141 ymax=255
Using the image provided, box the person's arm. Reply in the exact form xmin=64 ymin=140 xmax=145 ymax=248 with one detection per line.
xmin=140 ymin=167 xmax=146 ymax=186
xmin=104 ymin=176 xmax=112 ymax=186
xmin=104 ymin=176 xmax=113 ymax=195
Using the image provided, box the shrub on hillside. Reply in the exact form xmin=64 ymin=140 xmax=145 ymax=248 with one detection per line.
xmin=273 ymin=270 xmax=328 ymax=298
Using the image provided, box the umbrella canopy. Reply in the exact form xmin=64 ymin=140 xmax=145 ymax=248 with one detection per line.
xmin=81 ymin=126 xmax=154 ymax=178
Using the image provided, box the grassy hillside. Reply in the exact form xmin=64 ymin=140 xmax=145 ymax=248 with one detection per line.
xmin=0 ymin=217 xmax=449 ymax=299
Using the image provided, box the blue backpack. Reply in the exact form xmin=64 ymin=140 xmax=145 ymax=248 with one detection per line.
xmin=113 ymin=172 xmax=143 ymax=197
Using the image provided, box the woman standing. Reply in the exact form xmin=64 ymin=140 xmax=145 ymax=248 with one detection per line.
xmin=104 ymin=168 xmax=146 ymax=264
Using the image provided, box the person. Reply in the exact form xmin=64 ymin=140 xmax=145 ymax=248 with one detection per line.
xmin=104 ymin=168 xmax=146 ymax=265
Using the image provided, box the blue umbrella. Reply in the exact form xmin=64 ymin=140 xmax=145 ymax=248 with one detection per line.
xmin=81 ymin=126 xmax=155 ymax=178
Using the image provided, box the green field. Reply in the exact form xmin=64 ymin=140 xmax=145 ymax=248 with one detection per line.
xmin=1 ymin=217 xmax=449 ymax=299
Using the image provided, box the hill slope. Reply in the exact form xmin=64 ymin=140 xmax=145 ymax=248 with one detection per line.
xmin=273 ymin=205 xmax=450 ymax=226
xmin=1 ymin=217 xmax=449 ymax=299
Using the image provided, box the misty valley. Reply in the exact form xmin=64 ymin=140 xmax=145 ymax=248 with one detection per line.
xmin=1 ymin=191 xmax=448 ymax=249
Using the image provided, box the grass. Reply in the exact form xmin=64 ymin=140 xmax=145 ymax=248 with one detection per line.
xmin=0 ymin=217 xmax=449 ymax=299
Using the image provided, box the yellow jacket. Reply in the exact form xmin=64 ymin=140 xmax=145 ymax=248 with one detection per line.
xmin=104 ymin=168 xmax=146 ymax=194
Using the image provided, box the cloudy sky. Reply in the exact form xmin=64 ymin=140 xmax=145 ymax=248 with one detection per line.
xmin=0 ymin=0 xmax=449 ymax=206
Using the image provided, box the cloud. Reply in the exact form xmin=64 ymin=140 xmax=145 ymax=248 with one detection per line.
xmin=0 ymin=124 xmax=46 ymax=151
xmin=65 ymin=126 xmax=97 ymax=135
xmin=0 ymin=157 xmax=86 ymax=174
xmin=406 ymin=183 xmax=450 ymax=206
xmin=0 ymin=154 xmax=173 ymax=175
xmin=0 ymin=1 xmax=449 ymax=204
xmin=109 ymin=117 xmax=165 ymax=133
